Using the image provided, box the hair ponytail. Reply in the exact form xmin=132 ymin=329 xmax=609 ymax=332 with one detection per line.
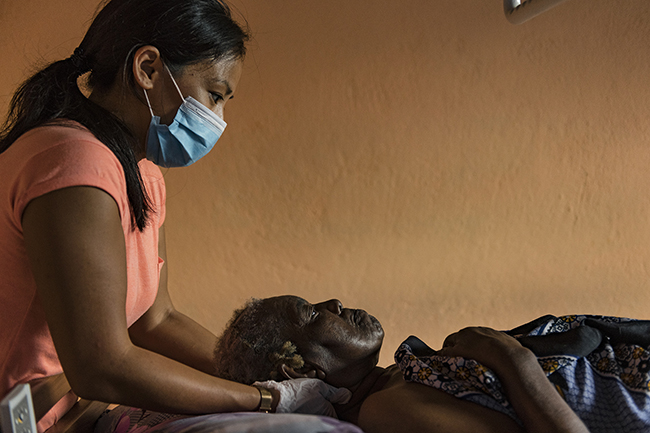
xmin=1 ymin=57 xmax=86 ymax=151
xmin=0 ymin=51 xmax=151 ymax=231
xmin=0 ymin=0 xmax=249 ymax=231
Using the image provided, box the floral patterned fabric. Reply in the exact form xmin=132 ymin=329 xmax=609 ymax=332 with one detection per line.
xmin=395 ymin=315 xmax=650 ymax=433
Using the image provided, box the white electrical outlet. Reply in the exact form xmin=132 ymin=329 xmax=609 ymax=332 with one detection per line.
xmin=0 ymin=384 xmax=37 ymax=433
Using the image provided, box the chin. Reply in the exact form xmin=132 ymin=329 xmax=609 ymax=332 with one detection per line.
xmin=364 ymin=311 xmax=385 ymax=337
xmin=368 ymin=316 xmax=385 ymax=346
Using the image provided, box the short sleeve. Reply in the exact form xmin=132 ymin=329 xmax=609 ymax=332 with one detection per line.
xmin=9 ymin=135 xmax=128 ymax=229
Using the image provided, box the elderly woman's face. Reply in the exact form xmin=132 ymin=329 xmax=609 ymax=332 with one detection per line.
xmin=265 ymin=295 xmax=385 ymax=387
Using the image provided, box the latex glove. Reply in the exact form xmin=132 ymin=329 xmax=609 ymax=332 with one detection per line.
xmin=253 ymin=378 xmax=351 ymax=418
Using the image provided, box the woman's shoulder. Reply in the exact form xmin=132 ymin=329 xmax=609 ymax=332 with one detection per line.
xmin=13 ymin=120 xmax=115 ymax=158
xmin=1 ymin=121 xmax=131 ymax=222
xmin=2 ymin=121 xmax=125 ymax=180
xmin=0 ymin=121 xmax=119 ymax=175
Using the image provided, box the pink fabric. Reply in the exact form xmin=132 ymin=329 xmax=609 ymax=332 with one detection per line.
xmin=36 ymin=391 xmax=78 ymax=433
xmin=0 ymin=123 xmax=166 ymax=430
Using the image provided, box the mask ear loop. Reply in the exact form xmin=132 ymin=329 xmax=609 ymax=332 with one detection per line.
xmin=143 ymin=89 xmax=155 ymax=117
xmin=164 ymin=65 xmax=185 ymax=102
xmin=142 ymin=63 xmax=184 ymax=117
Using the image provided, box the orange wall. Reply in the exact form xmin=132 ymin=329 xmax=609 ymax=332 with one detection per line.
xmin=2 ymin=0 xmax=650 ymax=366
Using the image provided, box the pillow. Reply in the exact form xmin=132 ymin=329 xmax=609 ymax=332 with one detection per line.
xmin=95 ymin=406 xmax=364 ymax=433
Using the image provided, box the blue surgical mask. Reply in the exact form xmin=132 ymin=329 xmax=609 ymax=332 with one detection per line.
xmin=143 ymin=67 xmax=227 ymax=168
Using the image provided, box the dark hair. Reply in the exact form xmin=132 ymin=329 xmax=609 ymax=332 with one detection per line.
xmin=0 ymin=0 xmax=249 ymax=231
xmin=214 ymin=298 xmax=306 ymax=384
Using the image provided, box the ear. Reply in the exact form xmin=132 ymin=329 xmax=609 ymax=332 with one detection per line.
xmin=132 ymin=45 xmax=164 ymax=91
xmin=279 ymin=362 xmax=326 ymax=381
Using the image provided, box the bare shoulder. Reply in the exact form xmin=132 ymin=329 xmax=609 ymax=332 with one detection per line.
xmin=357 ymin=369 xmax=524 ymax=433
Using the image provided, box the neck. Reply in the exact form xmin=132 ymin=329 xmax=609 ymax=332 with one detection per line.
xmin=88 ymin=87 xmax=149 ymax=160
xmin=334 ymin=366 xmax=393 ymax=424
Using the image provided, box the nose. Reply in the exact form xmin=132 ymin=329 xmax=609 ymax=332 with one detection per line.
xmin=319 ymin=299 xmax=342 ymax=315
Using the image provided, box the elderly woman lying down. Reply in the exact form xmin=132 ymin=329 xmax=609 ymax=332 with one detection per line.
xmin=214 ymin=296 xmax=650 ymax=433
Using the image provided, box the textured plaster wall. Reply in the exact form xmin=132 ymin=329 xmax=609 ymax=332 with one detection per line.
xmin=2 ymin=0 xmax=650 ymax=366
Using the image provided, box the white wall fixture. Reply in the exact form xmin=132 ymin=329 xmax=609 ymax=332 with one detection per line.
xmin=504 ymin=0 xmax=571 ymax=24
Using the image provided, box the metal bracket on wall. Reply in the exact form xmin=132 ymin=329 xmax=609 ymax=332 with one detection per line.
xmin=504 ymin=0 xmax=571 ymax=24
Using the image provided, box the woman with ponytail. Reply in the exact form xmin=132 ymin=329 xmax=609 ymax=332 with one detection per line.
xmin=0 ymin=1 xmax=350 ymax=431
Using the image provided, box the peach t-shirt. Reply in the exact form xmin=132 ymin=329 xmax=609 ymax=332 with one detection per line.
xmin=0 ymin=123 xmax=166 ymax=428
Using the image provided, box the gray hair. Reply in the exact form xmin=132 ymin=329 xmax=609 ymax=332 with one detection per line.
xmin=213 ymin=298 xmax=306 ymax=384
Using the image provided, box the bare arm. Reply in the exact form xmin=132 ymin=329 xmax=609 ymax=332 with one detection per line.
xmin=22 ymin=186 xmax=261 ymax=413
xmin=439 ymin=327 xmax=590 ymax=433
xmin=127 ymin=225 xmax=219 ymax=376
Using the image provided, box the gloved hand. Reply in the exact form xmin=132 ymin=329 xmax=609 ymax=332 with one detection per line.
xmin=253 ymin=378 xmax=351 ymax=418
